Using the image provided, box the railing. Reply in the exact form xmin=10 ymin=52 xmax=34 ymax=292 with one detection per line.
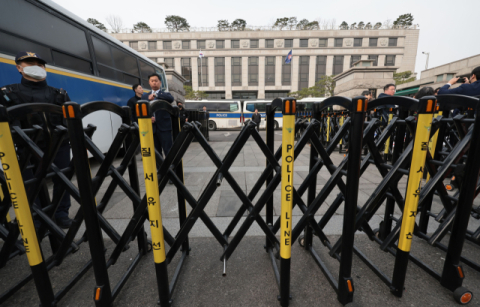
xmin=110 ymin=24 xmax=418 ymax=34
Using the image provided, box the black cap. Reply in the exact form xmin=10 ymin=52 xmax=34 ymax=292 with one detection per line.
xmin=15 ymin=51 xmax=47 ymax=65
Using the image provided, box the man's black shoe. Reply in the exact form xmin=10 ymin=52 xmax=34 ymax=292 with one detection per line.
xmin=56 ymin=217 xmax=73 ymax=229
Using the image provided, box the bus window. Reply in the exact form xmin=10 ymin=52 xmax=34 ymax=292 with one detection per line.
xmin=254 ymin=103 xmax=266 ymax=112
xmin=230 ymin=103 xmax=239 ymax=112
xmin=246 ymin=103 xmax=255 ymax=112
xmin=139 ymin=61 xmax=155 ymax=89
xmin=0 ymin=31 xmax=53 ymax=63
xmin=112 ymin=47 xmax=139 ymax=77
xmin=3 ymin=0 xmax=91 ymax=60
xmin=52 ymin=50 xmax=92 ymax=75
xmin=217 ymin=103 xmax=231 ymax=111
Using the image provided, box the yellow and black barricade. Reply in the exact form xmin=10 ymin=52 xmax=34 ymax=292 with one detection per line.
xmin=391 ymin=96 xmax=436 ymax=297
xmin=0 ymin=105 xmax=55 ymax=306
xmin=280 ymin=98 xmax=296 ymax=307
xmin=135 ymin=101 xmax=170 ymax=307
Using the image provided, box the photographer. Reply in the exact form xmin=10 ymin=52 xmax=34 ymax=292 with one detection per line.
xmin=438 ymin=66 xmax=480 ymax=97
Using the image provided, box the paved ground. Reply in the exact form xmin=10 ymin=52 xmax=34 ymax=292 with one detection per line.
xmin=1 ymin=129 xmax=480 ymax=306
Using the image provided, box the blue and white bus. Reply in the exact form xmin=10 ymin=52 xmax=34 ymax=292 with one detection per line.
xmin=185 ymin=100 xmax=242 ymax=130
xmin=0 ymin=0 xmax=168 ymax=153
xmin=243 ymin=100 xmax=283 ymax=130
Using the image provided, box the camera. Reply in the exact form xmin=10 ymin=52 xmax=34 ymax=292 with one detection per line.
xmin=456 ymin=76 xmax=467 ymax=83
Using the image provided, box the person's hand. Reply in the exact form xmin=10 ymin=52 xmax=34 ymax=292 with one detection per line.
xmin=148 ymin=94 xmax=155 ymax=101
xmin=448 ymin=77 xmax=460 ymax=85
xmin=463 ymin=77 xmax=470 ymax=84
xmin=186 ymin=118 xmax=188 ymax=122
xmin=151 ymin=116 xmax=155 ymax=123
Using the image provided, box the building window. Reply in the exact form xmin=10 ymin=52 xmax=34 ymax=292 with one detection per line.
xmin=285 ymin=39 xmax=293 ymax=48
xmin=265 ymin=91 xmax=289 ymax=99
xmin=282 ymin=56 xmax=291 ymax=85
xmin=446 ymin=73 xmax=455 ymax=80
xmin=369 ymin=38 xmax=378 ymax=47
xmin=148 ymin=41 xmax=156 ymax=50
xmin=436 ymin=75 xmax=444 ymax=83
xmin=215 ymin=57 xmax=225 ymax=86
xmin=368 ymin=55 xmax=378 ymax=66
xmin=350 ymin=55 xmax=361 ymax=67
xmin=205 ymin=92 xmax=226 ymax=99
xmin=300 ymin=39 xmax=308 ymax=47
xmin=266 ymin=39 xmax=274 ymax=48
xmin=354 ymin=38 xmax=362 ymax=47
xmin=216 ymin=40 xmax=224 ymax=49
xmin=333 ymin=56 xmax=344 ymax=75
xmin=248 ymin=57 xmax=258 ymax=86
xmin=130 ymin=41 xmax=138 ymax=49
xmin=148 ymin=57 xmax=157 ymax=63
xmin=163 ymin=41 xmax=172 ymax=50
xmin=388 ymin=38 xmax=398 ymax=47
xmin=232 ymin=91 xmax=257 ymax=99
xmin=164 ymin=58 xmax=174 ymax=69
xmin=181 ymin=58 xmax=192 ymax=85
xmin=232 ymin=57 xmax=242 ymax=86
xmin=335 ymin=38 xmax=343 ymax=47
xmin=298 ymin=56 xmax=309 ymax=90
xmin=315 ymin=56 xmax=327 ymax=82
xmin=265 ymin=56 xmax=275 ymax=86
xmin=198 ymin=57 xmax=208 ymax=87
xmin=250 ymin=39 xmax=258 ymax=48
xmin=385 ymin=55 xmax=396 ymax=66
xmin=231 ymin=40 xmax=240 ymax=48
xmin=318 ymin=38 xmax=327 ymax=47
xmin=197 ymin=40 xmax=206 ymax=49
xmin=182 ymin=41 xmax=190 ymax=49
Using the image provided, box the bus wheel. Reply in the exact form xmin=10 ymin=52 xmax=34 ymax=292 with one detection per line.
xmin=274 ymin=120 xmax=279 ymax=130
xmin=208 ymin=120 xmax=217 ymax=131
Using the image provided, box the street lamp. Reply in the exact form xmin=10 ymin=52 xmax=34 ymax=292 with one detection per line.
xmin=422 ymin=52 xmax=430 ymax=70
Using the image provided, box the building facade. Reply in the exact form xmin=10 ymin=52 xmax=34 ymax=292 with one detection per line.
xmin=112 ymin=28 xmax=419 ymax=99
xmin=396 ymin=53 xmax=480 ymax=96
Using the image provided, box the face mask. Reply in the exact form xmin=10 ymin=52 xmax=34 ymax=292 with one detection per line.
xmin=22 ymin=65 xmax=47 ymax=80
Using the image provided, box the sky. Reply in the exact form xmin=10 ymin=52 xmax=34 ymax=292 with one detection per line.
xmin=52 ymin=0 xmax=479 ymax=78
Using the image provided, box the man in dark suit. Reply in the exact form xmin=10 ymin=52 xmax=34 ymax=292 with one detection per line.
xmin=127 ymin=83 xmax=143 ymax=123
xmin=251 ymin=108 xmax=261 ymax=131
xmin=438 ymin=66 xmax=480 ymax=97
xmin=376 ymin=83 xmax=396 ymax=121
xmin=141 ymin=73 xmax=174 ymax=162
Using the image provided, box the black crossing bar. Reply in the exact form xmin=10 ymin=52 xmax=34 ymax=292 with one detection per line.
xmin=337 ymin=96 xmax=367 ymax=305
xmin=440 ymin=95 xmax=480 ymax=294
xmin=63 ymin=102 xmax=113 ymax=306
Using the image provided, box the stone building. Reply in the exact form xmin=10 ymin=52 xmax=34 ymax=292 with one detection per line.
xmin=396 ymin=54 xmax=480 ymax=96
xmin=111 ymin=27 xmax=419 ymax=99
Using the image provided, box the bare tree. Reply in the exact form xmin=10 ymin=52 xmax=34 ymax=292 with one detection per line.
xmin=383 ymin=19 xmax=392 ymax=29
xmin=329 ymin=18 xmax=336 ymax=29
xmin=322 ymin=19 xmax=329 ymax=30
xmin=106 ymin=15 xmax=123 ymax=33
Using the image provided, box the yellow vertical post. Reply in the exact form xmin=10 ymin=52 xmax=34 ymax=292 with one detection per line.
xmin=426 ymin=110 xmax=443 ymax=181
xmin=0 ymin=106 xmax=54 ymax=305
xmin=280 ymin=98 xmax=296 ymax=307
xmin=326 ymin=113 xmax=331 ymax=142
xmin=136 ymin=101 xmax=170 ymax=306
xmin=339 ymin=113 xmax=344 ymax=145
xmin=384 ymin=112 xmax=394 ymax=156
xmin=391 ymin=97 xmax=436 ymax=297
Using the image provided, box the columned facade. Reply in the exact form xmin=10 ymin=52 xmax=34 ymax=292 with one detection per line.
xmin=113 ymin=28 xmax=419 ymax=99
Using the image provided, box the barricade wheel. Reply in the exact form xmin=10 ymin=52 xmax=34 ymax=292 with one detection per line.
xmin=208 ymin=120 xmax=217 ymax=131
xmin=299 ymin=235 xmax=305 ymax=247
xmin=453 ymin=287 xmax=473 ymax=305
xmin=274 ymin=120 xmax=279 ymax=130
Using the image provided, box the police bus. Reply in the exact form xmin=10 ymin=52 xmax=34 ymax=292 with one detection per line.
xmin=185 ymin=100 xmax=242 ymax=130
xmin=243 ymin=100 xmax=283 ymax=130
xmin=0 ymin=0 xmax=168 ymax=153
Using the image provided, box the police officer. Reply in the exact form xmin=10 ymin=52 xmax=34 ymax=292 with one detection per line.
xmin=0 ymin=51 xmax=73 ymax=229
xmin=177 ymin=102 xmax=189 ymax=127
